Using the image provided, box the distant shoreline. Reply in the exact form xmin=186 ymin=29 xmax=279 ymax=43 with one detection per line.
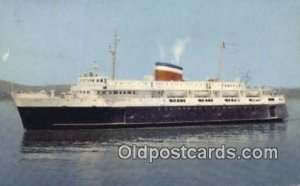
xmin=0 ymin=79 xmax=70 ymax=100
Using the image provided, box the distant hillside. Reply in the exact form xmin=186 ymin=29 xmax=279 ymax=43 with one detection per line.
xmin=0 ymin=79 xmax=70 ymax=100
xmin=279 ymin=88 xmax=300 ymax=99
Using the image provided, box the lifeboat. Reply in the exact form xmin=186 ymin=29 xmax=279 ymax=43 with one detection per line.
xmin=222 ymin=90 xmax=239 ymax=97
xmin=194 ymin=90 xmax=211 ymax=97
xmin=246 ymin=90 xmax=260 ymax=97
xmin=166 ymin=90 xmax=187 ymax=98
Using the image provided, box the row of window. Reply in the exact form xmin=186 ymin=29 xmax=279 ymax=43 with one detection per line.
xmin=81 ymin=73 xmax=96 ymax=77
xmin=249 ymin=99 xmax=261 ymax=102
xmin=268 ymin=98 xmax=275 ymax=101
xmin=222 ymin=84 xmax=242 ymax=88
xmin=77 ymin=90 xmax=137 ymax=95
xmin=79 ymin=90 xmax=90 ymax=94
xmin=76 ymin=81 xmax=243 ymax=88
xmin=98 ymin=90 xmax=137 ymax=95
xmin=225 ymin=98 xmax=240 ymax=102
xmin=80 ymin=78 xmax=107 ymax=83
xmin=169 ymin=99 xmax=186 ymax=102
xmin=157 ymin=106 xmax=260 ymax=111
xmin=198 ymin=99 xmax=213 ymax=102
xmin=113 ymin=82 xmax=208 ymax=87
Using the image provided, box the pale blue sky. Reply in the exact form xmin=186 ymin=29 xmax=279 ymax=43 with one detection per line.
xmin=0 ymin=0 xmax=299 ymax=87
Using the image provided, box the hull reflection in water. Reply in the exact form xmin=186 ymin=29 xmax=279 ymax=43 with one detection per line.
xmin=21 ymin=122 xmax=287 ymax=154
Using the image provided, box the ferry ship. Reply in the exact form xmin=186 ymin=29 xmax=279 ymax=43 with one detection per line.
xmin=11 ymin=35 xmax=288 ymax=130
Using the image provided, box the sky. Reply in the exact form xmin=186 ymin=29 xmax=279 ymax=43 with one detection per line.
xmin=0 ymin=0 xmax=299 ymax=87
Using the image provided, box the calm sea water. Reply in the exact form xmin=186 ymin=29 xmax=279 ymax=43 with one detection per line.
xmin=0 ymin=100 xmax=299 ymax=186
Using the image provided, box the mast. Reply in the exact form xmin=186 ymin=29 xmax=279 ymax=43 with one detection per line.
xmin=216 ymin=41 xmax=225 ymax=81
xmin=109 ymin=31 xmax=119 ymax=80
xmin=92 ymin=61 xmax=99 ymax=75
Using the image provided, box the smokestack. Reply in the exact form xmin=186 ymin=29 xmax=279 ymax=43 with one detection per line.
xmin=154 ymin=62 xmax=183 ymax=81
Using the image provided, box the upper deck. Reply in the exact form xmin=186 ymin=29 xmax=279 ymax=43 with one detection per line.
xmin=12 ymin=68 xmax=286 ymax=107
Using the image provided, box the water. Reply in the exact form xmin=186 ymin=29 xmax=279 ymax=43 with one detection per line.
xmin=0 ymin=100 xmax=299 ymax=186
